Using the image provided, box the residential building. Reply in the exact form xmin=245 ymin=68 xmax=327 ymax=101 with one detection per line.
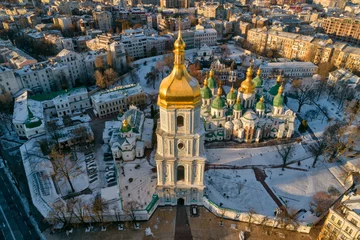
xmin=318 ymin=186 xmax=360 ymax=240
xmin=194 ymin=26 xmax=217 ymax=48
xmin=160 ymin=0 xmax=190 ymax=8
xmin=259 ymin=62 xmax=318 ymax=78
xmin=0 ymin=65 xmax=22 ymax=95
xmin=320 ymin=17 xmax=360 ymax=46
xmin=0 ymin=46 xmax=37 ymax=69
xmin=53 ymin=16 xmax=72 ymax=32
xmin=120 ymin=34 xmax=147 ymax=59
xmin=93 ymin=11 xmax=112 ymax=32
xmin=91 ymin=84 xmax=146 ymax=118
xmin=84 ymin=49 xmax=108 ymax=80
xmin=15 ymin=61 xmax=71 ymax=94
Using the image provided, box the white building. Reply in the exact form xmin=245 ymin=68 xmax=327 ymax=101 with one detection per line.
xmin=103 ymin=106 xmax=154 ymax=161
xmin=319 ymin=185 xmax=360 ymax=240
xmin=15 ymin=61 xmax=72 ymax=94
xmin=259 ymin=62 xmax=318 ymax=78
xmin=0 ymin=65 xmax=22 ymax=95
xmin=84 ymin=49 xmax=108 ymax=80
xmin=13 ymin=87 xmax=91 ymax=138
xmin=155 ymin=31 xmax=206 ymax=206
xmin=93 ymin=11 xmax=112 ymax=32
xmin=121 ymin=34 xmax=148 ymax=59
xmin=52 ymin=49 xmax=88 ymax=84
xmin=194 ymin=26 xmax=217 ymax=48
xmin=90 ymin=84 xmax=146 ymax=118
xmin=0 ymin=46 xmax=37 ymax=69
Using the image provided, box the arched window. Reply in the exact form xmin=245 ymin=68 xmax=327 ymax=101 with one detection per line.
xmin=177 ymin=116 xmax=184 ymax=128
xmin=177 ymin=166 xmax=185 ymax=181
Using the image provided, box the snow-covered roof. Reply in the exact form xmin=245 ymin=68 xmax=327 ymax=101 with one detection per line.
xmin=342 ymin=193 xmax=360 ymax=215
xmin=13 ymin=91 xmax=44 ymax=124
xmin=101 ymin=185 xmax=121 ymax=202
xmin=90 ymin=84 xmax=144 ymax=104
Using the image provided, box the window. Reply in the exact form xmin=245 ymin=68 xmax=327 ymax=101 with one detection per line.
xmin=337 ymin=220 xmax=342 ymax=226
xmin=177 ymin=166 xmax=185 ymax=181
xmin=177 ymin=116 xmax=184 ymax=128
xmin=350 ymin=218 xmax=358 ymax=226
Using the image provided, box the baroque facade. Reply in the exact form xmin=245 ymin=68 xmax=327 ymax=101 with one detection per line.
xmin=201 ymin=67 xmax=296 ymax=143
xmin=155 ymin=29 xmax=206 ymax=206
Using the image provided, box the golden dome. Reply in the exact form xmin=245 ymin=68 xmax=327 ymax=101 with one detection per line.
xmin=278 ymin=84 xmax=284 ymax=94
xmin=209 ymin=69 xmax=214 ymax=77
xmin=239 ymin=66 xmax=255 ymax=94
xmin=260 ymin=95 xmax=264 ymax=102
xmin=276 ymin=75 xmax=282 ymax=84
xmin=257 ymin=68 xmax=261 ymax=76
xmin=158 ymin=27 xmax=200 ymax=109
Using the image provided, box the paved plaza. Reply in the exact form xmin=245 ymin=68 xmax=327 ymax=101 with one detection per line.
xmin=44 ymin=206 xmax=321 ymax=240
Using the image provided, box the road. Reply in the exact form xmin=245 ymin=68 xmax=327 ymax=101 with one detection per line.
xmin=0 ymin=167 xmax=40 ymax=240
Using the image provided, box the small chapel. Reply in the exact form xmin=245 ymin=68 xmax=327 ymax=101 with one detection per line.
xmin=200 ymin=66 xmax=296 ymax=143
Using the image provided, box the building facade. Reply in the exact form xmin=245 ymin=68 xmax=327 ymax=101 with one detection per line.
xmin=155 ymin=30 xmax=206 ymax=206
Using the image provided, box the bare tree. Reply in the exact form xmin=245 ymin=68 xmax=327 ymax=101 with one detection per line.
xmin=163 ymin=53 xmax=174 ymax=70
xmin=71 ymin=198 xmax=91 ymax=226
xmin=308 ymin=139 xmax=326 ymax=168
xmin=49 ymin=148 xmax=83 ymax=193
xmin=246 ymin=207 xmax=257 ymax=228
xmin=219 ymin=208 xmax=226 ymax=226
xmin=290 ymin=79 xmax=316 ymax=113
xmin=344 ymin=99 xmax=360 ymax=126
xmin=236 ymin=180 xmax=245 ymax=194
xmin=92 ymin=197 xmax=109 ymax=224
xmin=155 ymin=61 xmax=165 ymax=79
xmin=124 ymin=201 xmax=140 ymax=227
xmin=48 ymin=199 xmax=74 ymax=229
xmin=145 ymin=71 xmax=157 ymax=89
xmin=275 ymin=143 xmax=295 ymax=171
xmin=310 ymin=191 xmax=334 ymax=216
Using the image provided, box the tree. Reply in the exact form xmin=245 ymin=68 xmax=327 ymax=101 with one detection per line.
xmin=155 ymin=61 xmax=165 ymax=79
xmin=344 ymin=99 xmax=360 ymax=126
xmin=298 ymin=119 xmax=308 ymax=133
xmin=124 ymin=201 xmax=140 ymax=227
xmin=163 ymin=53 xmax=174 ymax=70
xmin=95 ymin=70 xmax=106 ymax=89
xmin=219 ymin=208 xmax=226 ymax=226
xmin=71 ymin=125 xmax=92 ymax=148
xmin=236 ymin=180 xmax=245 ymax=194
xmin=145 ymin=71 xmax=157 ymax=89
xmin=310 ymin=191 xmax=334 ymax=216
xmin=322 ymin=122 xmax=351 ymax=162
xmin=189 ymin=62 xmax=202 ymax=83
xmin=71 ymin=198 xmax=91 ymax=226
xmin=246 ymin=207 xmax=256 ymax=228
xmin=275 ymin=143 xmax=295 ymax=170
xmin=94 ymin=56 xmax=105 ymax=72
xmin=317 ymin=62 xmax=335 ymax=79
xmin=314 ymin=78 xmax=327 ymax=100
xmin=49 ymin=199 xmax=74 ymax=229
xmin=220 ymin=44 xmax=231 ymax=58
xmin=103 ymin=68 xmax=119 ymax=87
xmin=92 ymin=197 xmax=109 ymax=224
xmin=0 ymin=91 xmax=14 ymax=134
xmin=309 ymin=139 xmax=326 ymax=167
xmin=49 ymin=148 xmax=83 ymax=193
xmin=290 ymin=79 xmax=316 ymax=113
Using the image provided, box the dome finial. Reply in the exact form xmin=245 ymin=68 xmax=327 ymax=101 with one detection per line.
xmin=278 ymin=84 xmax=284 ymax=94
xmin=174 ymin=17 xmax=185 ymax=51
xmin=260 ymin=95 xmax=264 ymax=102
xmin=230 ymin=83 xmax=234 ymax=92
xmin=209 ymin=68 xmax=214 ymax=77
xmin=217 ymin=81 xmax=223 ymax=96
xmin=257 ymin=68 xmax=261 ymax=76
xmin=203 ymin=77 xmax=208 ymax=87
xmin=276 ymin=74 xmax=282 ymax=84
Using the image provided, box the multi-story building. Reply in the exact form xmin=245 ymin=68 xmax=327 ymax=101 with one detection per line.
xmin=93 ymin=11 xmax=112 ymax=32
xmin=174 ymin=30 xmax=195 ymax=49
xmin=13 ymin=87 xmax=91 ymax=138
xmin=160 ymin=0 xmax=190 ymax=8
xmin=53 ymin=16 xmax=72 ymax=32
xmin=91 ymin=84 xmax=146 ymax=118
xmin=197 ymin=2 xmax=219 ymax=19
xmin=44 ymin=34 xmax=74 ymax=52
xmin=51 ymin=49 xmax=88 ymax=84
xmin=0 ymin=65 xmax=22 ymax=95
xmin=120 ymin=34 xmax=147 ymax=59
xmin=0 ymin=46 xmax=37 ymax=69
xmin=194 ymin=26 xmax=217 ymax=48
xmin=318 ymin=187 xmax=360 ymax=240
xmin=84 ymin=49 xmax=108 ymax=80
xmin=15 ymin=61 xmax=72 ymax=94
xmin=259 ymin=62 xmax=318 ymax=78
xmin=320 ymin=17 xmax=360 ymax=46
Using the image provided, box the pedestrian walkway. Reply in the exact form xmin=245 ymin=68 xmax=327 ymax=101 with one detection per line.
xmin=174 ymin=205 xmax=192 ymax=240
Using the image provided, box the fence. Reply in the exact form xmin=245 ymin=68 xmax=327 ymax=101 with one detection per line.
xmin=203 ymin=196 xmax=312 ymax=233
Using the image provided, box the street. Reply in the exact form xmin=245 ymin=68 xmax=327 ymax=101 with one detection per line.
xmin=0 ymin=168 xmax=40 ymax=240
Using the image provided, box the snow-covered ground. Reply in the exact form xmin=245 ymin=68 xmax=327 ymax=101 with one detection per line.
xmin=206 ymin=143 xmax=310 ymax=167
xmin=117 ymin=158 xmax=157 ymax=209
xmin=205 ymin=169 xmax=278 ymax=216
xmin=265 ymin=157 xmax=346 ymax=219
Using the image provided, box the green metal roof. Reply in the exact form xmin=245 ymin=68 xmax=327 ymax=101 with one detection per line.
xmin=226 ymin=90 xmax=237 ymax=100
xmin=256 ymin=100 xmax=265 ymax=110
xmin=233 ymin=102 xmax=243 ymax=111
xmin=273 ymin=93 xmax=284 ymax=107
xmin=28 ymin=87 xmax=85 ymax=101
xmin=201 ymin=86 xmax=212 ymax=99
xmin=252 ymin=76 xmax=263 ymax=88
xmin=225 ymin=109 xmax=233 ymax=116
xmin=207 ymin=77 xmax=217 ymax=89
xmin=211 ymin=96 xmax=225 ymax=110
xmin=269 ymin=83 xmax=280 ymax=96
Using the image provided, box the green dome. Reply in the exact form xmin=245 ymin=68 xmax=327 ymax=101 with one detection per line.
xmin=233 ymin=100 xmax=243 ymax=111
xmin=211 ymin=96 xmax=225 ymax=109
xmin=201 ymin=86 xmax=212 ymax=99
xmin=25 ymin=117 xmax=42 ymax=129
xmin=273 ymin=94 xmax=284 ymax=107
xmin=269 ymin=83 xmax=280 ymax=96
xmin=208 ymin=76 xmax=217 ymax=89
xmin=252 ymin=76 xmax=263 ymax=88
xmin=226 ymin=88 xmax=237 ymax=100
xmin=256 ymin=99 xmax=265 ymax=110
xmin=121 ymin=118 xmax=132 ymax=133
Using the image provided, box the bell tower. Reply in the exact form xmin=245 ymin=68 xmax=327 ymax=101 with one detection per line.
xmin=155 ymin=25 xmax=206 ymax=206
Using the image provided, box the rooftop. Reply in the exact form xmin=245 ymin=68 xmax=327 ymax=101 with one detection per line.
xmin=91 ymin=84 xmax=143 ymax=104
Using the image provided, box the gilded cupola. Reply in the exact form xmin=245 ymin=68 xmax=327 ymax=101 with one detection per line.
xmin=239 ymin=65 xmax=255 ymax=94
xmin=157 ymin=25 xmax=201 ymax=109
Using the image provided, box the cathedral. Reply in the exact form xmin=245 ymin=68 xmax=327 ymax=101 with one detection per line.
xmin=200 ymin=66 xmax=296 ymax=143
xmin=155 ymin=29 xmax=206 ymax=206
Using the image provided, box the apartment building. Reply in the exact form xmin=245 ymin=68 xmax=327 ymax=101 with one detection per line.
xmin=52 ymin=49 xmax=88 ymax=84
xmin=15 ymin=61 xmax=72 ymax=94
xmin=91 ymin=84 xmax=146 ymax=118
xmin=194 ymin=27 xmax=217 ymax=48
xmin=320 ymin=17 xmax=360 ymax=46
xmin=0 ymin=46 xmax=37 ymax=69
xmin=93 ymin=11 xmax=112 ymax=32
xmin=160 ymin=0 xmax=190 ymax=8
xmin=318 ymin=187 xmax=360 ymax=240
xmin=0 ymin=65 xmax=22 ymax=95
